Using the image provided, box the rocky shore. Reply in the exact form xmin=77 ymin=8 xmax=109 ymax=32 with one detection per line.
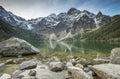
xmin=0 ymin=38 xmax=120 ymax=79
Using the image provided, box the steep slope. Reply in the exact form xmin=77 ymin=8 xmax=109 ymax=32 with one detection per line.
xmin=0 ymin=19 xmax=43 ymax=44
xmin=83 ymin=15 xmax=120 ymax=41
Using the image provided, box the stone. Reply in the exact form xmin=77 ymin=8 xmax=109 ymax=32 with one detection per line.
xmin=46 ymin=56 xmax=60 ymax=65
xmin=84 ymin=67 xmax=91 ymax=72
xmin=48 ymin=61 xmax=65 ymax=72
xmin=17 ymin=75 xmax=24 ymax=79
xmin=77 ymin=58 xmax=91 ymax=67
xmin=29 ymin=70 xmax=36 ymax=76
xmin=92 ymin=58 xmax=110 ymax=65
xmin=16 ymin=58 xmax=25 ymax=62
xmin=92 ymin=64 xmax=120 ymax=79
xmin=70 ymin=58 xmax=90 ymax=66
xmin=110 ymin=48 xmax=120 ymax=64
xmin=68 ymin=67 xmax=91 ymax=79
xmin=19 ymin=59 xmax=37 ymax=70
xmin=12 ymin=70 xmax=25 ymax=79
xmin=0 ymin=55 xmax=3 ymax=58
xmin=0 ymin=37 xmax=40 ymax=57
xmin=5 ymin=59 xmax=14 ymax=64
xmin=0 ymin=73 xmax=11 ymax=79
xmin=66 ymin=62 xmax=73 ymax=68
xmin=75 ymin=63 xmax=84 ymax=69
xmin=18 ymin=55 xmax=23 ymax=58
xmin=32 ymin=58 xmax=42 ymax=66
xmin=18 ymin=64 xmax=65 ymax=79
xmin=6 ymin=58 xmax=24 ymax=64
xmin=0 ymin=63 xmax=5 ymax=67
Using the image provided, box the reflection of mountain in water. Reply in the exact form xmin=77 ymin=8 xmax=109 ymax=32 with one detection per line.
xmin=49 ymin=39 xmax=72 ymax=52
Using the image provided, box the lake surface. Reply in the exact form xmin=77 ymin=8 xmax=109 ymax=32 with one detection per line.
xmin=0 ymin=40 xmax=120 ymax=76
xmin=35 ymin=40 xmax=120 ymax=60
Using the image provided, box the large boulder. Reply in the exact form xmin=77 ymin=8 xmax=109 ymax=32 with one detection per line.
xmin=92 ymin=64 xmax=120 ymax=79
xmin=0 ymin=37 xmax=40 ymax=56
xmin=67 ymin=67 xmax=92 ymax=79
xmin=110 ymin=48 xmax=120 ymax=64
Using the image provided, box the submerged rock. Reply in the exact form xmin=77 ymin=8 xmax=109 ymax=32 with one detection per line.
xmin=92 ymin=64 xmax=120 ymax=79
xmin=0 ymin=37 xmax=40 ymax=57
xmin=110 ymin=48 xmax=120 ymax=64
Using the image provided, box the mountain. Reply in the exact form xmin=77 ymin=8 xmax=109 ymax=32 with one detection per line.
xmin=0 ymin=19 xmax=43 ymax=44
xmin=0 ymin=6 xmax=112 ymax=39
xmin=82 ymin=15 xmax=120 ymax=41
xmin=96 ymin=11 xmax=111 ymax=27
xmin=0 ymin=6 xmax=26 ymax=28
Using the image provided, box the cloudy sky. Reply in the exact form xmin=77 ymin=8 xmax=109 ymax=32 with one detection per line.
xmin=0 ymin=0 xmax=120 ymax=19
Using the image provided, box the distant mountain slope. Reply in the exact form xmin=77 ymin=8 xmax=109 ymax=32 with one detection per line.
xmin=83 ymin=15 xmax=120 ymax=41
xmin=0 ymin=19 xmax=43 ymax=44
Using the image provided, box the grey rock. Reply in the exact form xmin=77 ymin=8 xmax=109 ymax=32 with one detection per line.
xmin=67 ymin=67 xmax=92 ymax=79
xmin=29 ymin=70 xmax=36 ymax=76
xmin=92 ymin=64 xmax=120 ymax=79
xmin=12 ymin=70 xmax=24 ymax=79
xmin=96 ymin=11 xmax=111 ymax=27
xmin=46 ymin=56 xmax=60 ymax=65
xmin=70 ymin=57 xmax=90 ymax=66
xmin=66 ymin=62 xmax=73 ymax=68
xmin=110 ymin=48 xmax=120 ymax=64
xmin=19 ymin=59 xmax=38 ymax=70
xmin=0 ymin=37 xmax=40 ymax=57
xmin=0 ymin=73 xmax=11 ymax=79
xmin=92 ymin=58 xmax=110 ymax=65
xmin=5 ymin=59 xmax=14 ymax=64
xmin=48 ymin=61 xmax=65 ymax=72
xmin=84 ymin=67 xmax=91 ymax=72
xmin=0 ymin=63 xmax=5 ymax=67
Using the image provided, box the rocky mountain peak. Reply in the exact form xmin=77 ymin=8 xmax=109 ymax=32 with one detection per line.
xmin=47 ymin=13 xmax=58 ymax=20
xmin=67 ymin=8 xmax=81 ymax=15
xmin=0 ymin=6 xmax=5 ymax=10
xmin=96 ymin=11 xmax=103 ymax=17
xmin=0 ymin=6 xmax=112 ymax=36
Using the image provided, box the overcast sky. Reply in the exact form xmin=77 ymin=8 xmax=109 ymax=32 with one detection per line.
xmin=0 ymin=0 xmax=120 ymax=19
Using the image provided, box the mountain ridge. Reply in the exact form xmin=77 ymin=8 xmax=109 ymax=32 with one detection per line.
xmin=0 ymin=6 xmax=115 ymax=39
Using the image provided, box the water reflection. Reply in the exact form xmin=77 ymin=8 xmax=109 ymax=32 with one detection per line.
xmin=43 ymin=40 xmax=120 ymax=54
xmin=34 ymin=40 xmax=120 ymax=59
